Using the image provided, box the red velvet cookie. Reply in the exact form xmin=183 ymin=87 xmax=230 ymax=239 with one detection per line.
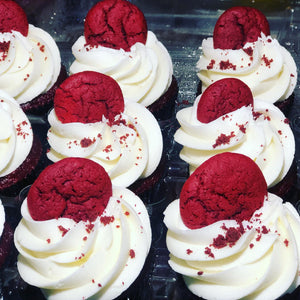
xmin=213 ymin=6 xmax=270 ymax=50
xmin=84 ymin=0 xmax=147 ymax=51
xmin=180 ymin=152 xmax=267 ymax=229
xmin=0 ymin=0 xmax=28 ymax=36
xmin=54 ymin=71 xmax=124 ymax=124
xmin=197 ymin=78 xmax=253 ymax=123
xmin=27 ymin=157 xmax=112 ymax=223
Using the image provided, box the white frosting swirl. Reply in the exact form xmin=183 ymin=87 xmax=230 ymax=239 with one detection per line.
xmin=0 ymin=90 xmax=33 ymax=177
xmin=174 ymin=98 xmax=295 ymax=188
xmin=197 ymin=34 xmax=297 ymax=103
xmin=15 ymin=187 xmax=151 ymax=300
xmin=0 ymin=24 xmax=61 ymax=105
xmin=164 ymin=194 xmax=300 ymax=300
xmin=47 ymin=102 xmax=163 ymax=187
xmin=70 ymin=31 xmax=173 ymax=107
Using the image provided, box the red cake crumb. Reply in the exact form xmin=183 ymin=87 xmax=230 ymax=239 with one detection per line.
xmin=54 ymin=71 xmax=124 ymax=124
xmin=213 ymin=6 xmax=270 ymax=50
xmin=129 ymin=249 xmax=135 ymax=258
xmin=186 ymin=249 xmax=193 ymax=255
xmin=212 ymin=224 xmax=245 ymax=249
xmin=197 ymin=78 xmax=253 ymax=123
xmin=27 ymin=157 xmax=112 ymax=223
xmin=85 ymin=223 xmax=95 ymax=233
xmin=180 ymin=152 xmax=267 ymax=229
xmin=204 ymin=247 xmax=215 ymax=258
xmin=100 ymin=215 xmax=115 ymax=225
xmin=212 ymin=132 xmax=236 ymax=148
xmin=58 ymin=225 xmax=69 ymax=237
xmin=0 ymin=0 xmax=28 ymax=36
xmin=84 ymin=0 xmax=147 ymax=51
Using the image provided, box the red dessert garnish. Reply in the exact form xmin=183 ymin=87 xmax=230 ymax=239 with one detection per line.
xmin=84 ymin=0 xmax=147 ymax=51
xmin=197 ymin=78 xmax=253 ymax=123
xmin=27 ymin=157 xmax=112 ymax=223
xmin=213 ymin=6 xmax=270 ymax=50
xmin=0 ymin=0 xmax=28 ymax=36
xmin=180 ymin=152 xmax=267 ymax=229
xmin=54 ymin=71 xmax=124 ymax=124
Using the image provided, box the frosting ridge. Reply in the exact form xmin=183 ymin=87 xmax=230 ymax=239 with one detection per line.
xmin=197 ymin=34 xmax=297 ymax=103
xmin=70 ymin=31 xmax=173 ymax=107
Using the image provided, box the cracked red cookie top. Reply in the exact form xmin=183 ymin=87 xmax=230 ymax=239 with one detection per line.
xmin=54 ymin=71 xmax=125 ymax=124
xmin=84 ymin=0 xmax=147 ymax=51
xmin=180 ymin=152 xmax=267 ymax=229
xmin=197 ymin=78 xmax=253 ymax=123
xmin=213 ymin=6 xmax=270 ymax=50
xmin=0 ymin=0 xmax=28 ymax=36
xmin=27 ymin=157 xmax=112 ymax=223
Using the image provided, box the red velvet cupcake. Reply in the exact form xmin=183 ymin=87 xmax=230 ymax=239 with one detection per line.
xmin=197 ymin=6 xmax=297 ymax=115
xmin=0 ymin=0 xmax=67 ymax=115
xmin=175 ymin=78 xmax=296 ymax=199
xmin=14 ymin=157 xmax=152 ymax=299
xmin=70 ymin=0 xmax=178 ymax=120
xmin=47 ymin=71 xmax=164 ymax=196
xmin=164 ymin=152 xmax=300 ymax=300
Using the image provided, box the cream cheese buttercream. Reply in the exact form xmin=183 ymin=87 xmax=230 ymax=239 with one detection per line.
xmin=47 ymin=101 xmax=163 ymax=188
xmin=174 ymin=97 xmax=295 ymax=188
xmin=197 ymin=34 xmax=297 ymax=104
xmin=70 ymin=31 xmax=173 ymax=107
xmin=15 ymin=187 xmax=151 ymax=300
xmin=0 ymin=90 xmax=33 ymax=177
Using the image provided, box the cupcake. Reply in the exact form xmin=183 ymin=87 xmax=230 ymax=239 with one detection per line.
xmin=0 ymin=90 xmax=42 ymax=196
xmin=196 ymin=6 xmax=297 ymax=115
xmin=164 ymin=152 xmax=300 ymax=300
xmin=0 ymin=0 xmax=67 ymax=114
xmin=174 ymin=78 xmax=295 ymax=198
xmin=47 ymin=71 xmax=163 ymax=195
xmin=70 ymin=0 xmax=178 ymax=120
xmin=14 ymin=157 xmax=151 ymax=299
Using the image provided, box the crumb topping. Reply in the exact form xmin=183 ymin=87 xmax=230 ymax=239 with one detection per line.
xmin=212 ymin=132 xmax=235 ymax=148
xmin=0 ymin=41 xmax=9 ymax=61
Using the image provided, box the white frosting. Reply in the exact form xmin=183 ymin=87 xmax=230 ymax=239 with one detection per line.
xmin=197 ymin=34 xmax=297 ymax=103
xmin=0 ymin=90 xmax=33 ymax=177
xmin=0 ymin=24 xmax=61 ymax=105
xmin=47 ymin=102 xmax=163 ymax=187
xmin=70 ymin=31 xmax=173 ymax=107
xmin=15 ymin=187 xmax=151 ymax=300
xmin=164 ymin=193 xmax=300 ymax=300
xmin=0 ymin=200 xmax=4 ymax=238
xmin=174 ymin=98 xmax=295 ymax=188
